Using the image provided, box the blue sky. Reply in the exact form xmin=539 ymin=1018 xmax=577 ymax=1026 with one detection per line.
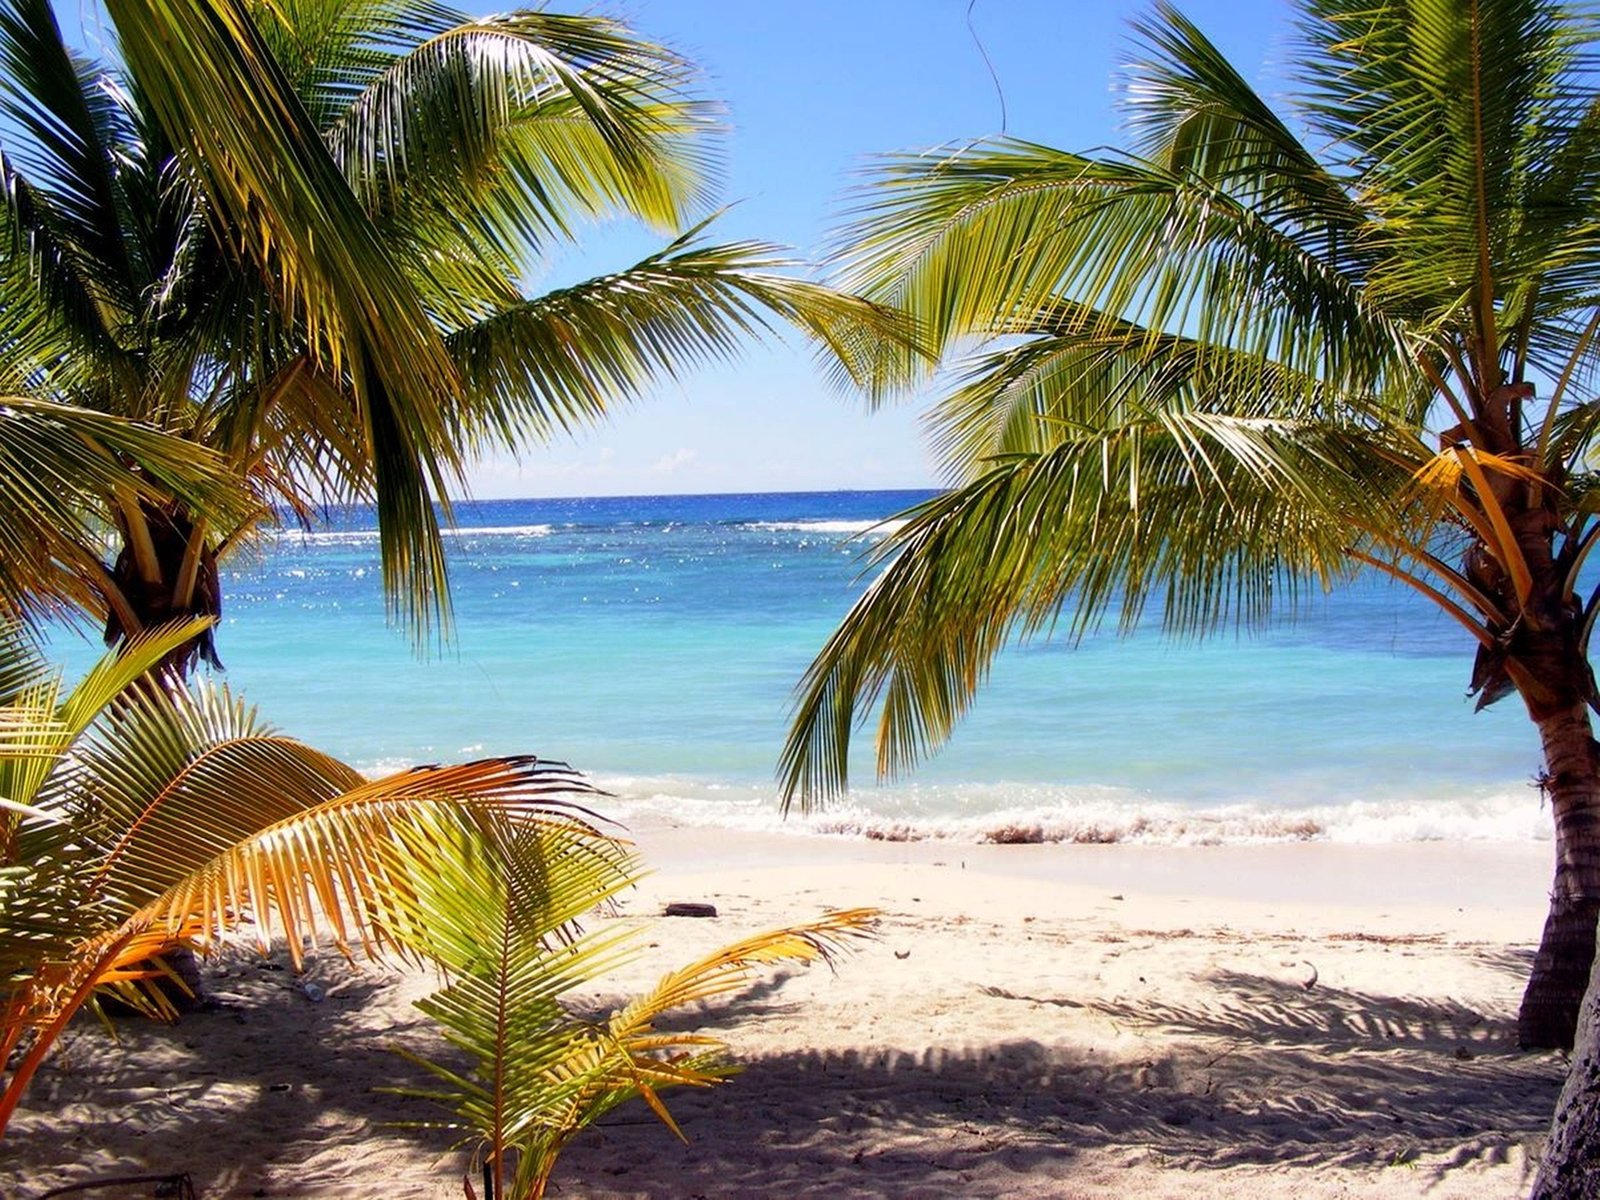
xmin=468 ymin=0 xmax=1293 ymax=498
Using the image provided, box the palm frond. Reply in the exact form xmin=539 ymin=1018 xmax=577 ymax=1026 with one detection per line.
xmin=0 ymin=0 xmax=140 ymax=317
xmin=98 ymin=726 xmax=597 ymax=959
xmin=0 ymin=398 xmax=242 ymax=628
xmin=375 ymin=806 xmax=874 ymax=1198
xmin=449 ymin=226 xmax=912 ymax=446
xmin=1298 ymin=0 xmax=1600 ymax=338
xmin=103 ymin=0 xmax=468 ymax=646
xmin=779 ymin=401 xmax=1412 ymax=807
xmin=324 ymin=10 xmax=718 ymax=247
xmin=832 ymin=138 xmax=1405 ymax=400
xmin=0 ymin=623 xmax=604 ymax=1139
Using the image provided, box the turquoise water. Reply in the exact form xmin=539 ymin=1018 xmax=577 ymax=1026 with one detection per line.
xmin=49 ymin=490 xmax=1549 ymax=843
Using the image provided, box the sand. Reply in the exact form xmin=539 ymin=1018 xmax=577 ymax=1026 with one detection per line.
xmin=2 ymin=827 xmax=1567 ymax=1199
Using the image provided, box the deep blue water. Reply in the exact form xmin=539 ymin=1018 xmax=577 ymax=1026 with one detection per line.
xmin=47 ymin=489 xmax=1549 ymax=843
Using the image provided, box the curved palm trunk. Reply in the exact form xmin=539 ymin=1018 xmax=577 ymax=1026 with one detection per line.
xmin=1456 ymin=389 xmax=1600 ymax=1052
xmin=1521 ymin=700 xmax=1600 ymax=1049
xmin=102 ymin=500 xmax=223 ymax=676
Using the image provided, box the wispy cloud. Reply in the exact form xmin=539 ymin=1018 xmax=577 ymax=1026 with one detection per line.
xmin=653 ymin=447 xmax=698 ymax=473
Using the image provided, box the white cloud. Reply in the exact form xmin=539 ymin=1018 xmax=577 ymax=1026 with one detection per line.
xmin=652 ymin=447 xmax=698 ymax=473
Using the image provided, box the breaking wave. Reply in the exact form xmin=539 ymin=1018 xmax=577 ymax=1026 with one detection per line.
xmin=457 ymin=774 xmax=1553 ymax=847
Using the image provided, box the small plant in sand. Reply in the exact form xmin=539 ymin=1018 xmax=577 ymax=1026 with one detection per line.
xmin=0 ymin=622 xmax=875 ymax=1194
xmin=378 ymin=814 xmax=874 ymax=1199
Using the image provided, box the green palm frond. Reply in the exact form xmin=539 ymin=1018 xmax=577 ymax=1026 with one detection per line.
xmin=925 ymin=298 xmax=1372 ymax=480
xmin=0 ymin=628 xmax=604 ymax=1136
xmin=1298 ymin=0 xmax=1600 ymax=336
xmin=1121 ymin=2 xmax=1374 ymax=284
xmin=4 ymin=0 xmax=898 ymax=661
xmin=373 ymin=807 xmax=874 ymax=1199
xmin=0 ymin=628 xmax=875 ymax=1189
xmin=786 ymin=0 xmax=1600 ymax=807
xmin=0 ymin=0 xmax=139 ymax=316
xmin=833 ymin=139 xmax=1404 ymax=399
xmin=103 ymin=0 xmax=467 ymax=645
xmin=3 ymin=619 xmax=212 ymax=861
xmin=0 ymin=397 xmax=242 ymax=628
xmin=0 ymin=620 xmax=209 ymax=1011
xmin=324 ymin=10 xmax=717 ymax=242
xmin=449 ymin=226 xmax=912 ymax=445
xmin=780 ymin=397 xmax=1418 ymax=806
xmin=102 ymin=0 xmax=458 ymax=394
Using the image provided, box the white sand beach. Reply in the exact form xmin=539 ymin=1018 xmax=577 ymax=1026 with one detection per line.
xmin=4 ymin=828 xmax=1564 ymax=1198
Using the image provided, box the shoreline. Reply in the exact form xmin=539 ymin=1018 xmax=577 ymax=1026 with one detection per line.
xmin=4 ymin=832 xmax=1561 ymax=1198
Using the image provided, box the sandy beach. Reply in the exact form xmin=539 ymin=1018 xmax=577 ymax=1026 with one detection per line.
xmin=3 ymin=827 xmax=1566 ymax=1198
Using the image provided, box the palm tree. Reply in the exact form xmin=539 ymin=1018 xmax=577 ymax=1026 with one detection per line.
xmin=1 ymin=0 xmax=896 ymax=668
xmin=0 ymin=397 xmax=241 ymax=630
xmin=780 ymin=0 xmax=1600 ymax=1050
xmin=0 ymin=616 xmax=603 ymax=1133
xmin=0 ymin=617 xmax=876 ymax=1194
xmin=381 ymin=815 xmax=873 ymax=1199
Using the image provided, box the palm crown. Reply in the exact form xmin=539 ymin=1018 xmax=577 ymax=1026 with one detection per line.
xmin=0 ymin=0 xmax=897 ymax=665
xmin=782 ymin=0 xmax=1600 ymax=1049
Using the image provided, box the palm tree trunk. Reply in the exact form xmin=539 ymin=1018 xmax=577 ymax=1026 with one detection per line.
xmin=1532 ymin=941 xmax=1600 ymax=1198
xmin=1520 ymin=700 xmax=1600 ymax=1050
xmin=102 ymin=501 xmax=224 ymax=676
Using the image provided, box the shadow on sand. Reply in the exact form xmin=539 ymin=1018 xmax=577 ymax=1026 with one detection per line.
xmin=549 ymin=964 xmax=1564 ymax=1197
xmin=3 ymin=955 xmax=1566 ymax=1198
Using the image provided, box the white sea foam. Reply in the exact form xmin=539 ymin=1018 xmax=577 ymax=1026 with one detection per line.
xmin=285 ymin=529 xmax=380 ymax=545
xmin=283 ymin=523 xmax=552 ymax=545
xmin=553 ymin=775 xmax=1551 ymax=846
xmin=442 ymin=524 xmax=553 ymax=538
xmin=743 ymin=519 xmax=908 ymax=536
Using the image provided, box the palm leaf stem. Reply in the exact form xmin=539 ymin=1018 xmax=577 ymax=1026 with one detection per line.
xmin=1415 ymin=352 xmax=1478 ymax=445
xmin=491 ymin=901 xmax=512 ymax=1200
xmin=0 ymin=925 xmax=138 ymax=1135
xmin=233 ymin=359 xmax=309 ymax=470
xmin=213 ymin=512 xmax=270 ymax=560
xmin=113 ymin=490 xmax=161 ymax=588
xmin=171 ymin=518 xmax=209 ymax=611
xmin=1538 ymin=307 xmax=1600 ymax=458
xmin=1454 ymin=446 xmax=1535 ymax=606
xmin=49 ymin=544 xmax=137 ymax=637
xmin=1347 ymin=519 xmax=1506 ymax=620
xmin=1509 ymin=282 xmax=1539 ymax=386
xmin=1565 ymin=524 xmax=1600 ymax=601
xmin=1467 ymin=0 xmax=1502 ymax=395
xmin=1346 ymin=548 xmax=1495 ymax=646
xmin=1445 ymin=341 xmax=1478 ymax=410
xmin=1402 ymin=448 xmax=1518 ymax=567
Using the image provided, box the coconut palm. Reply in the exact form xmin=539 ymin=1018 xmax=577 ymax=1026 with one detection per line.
xmin=780 ymin=0 xmax=1600 ymax=1050
xmin=0 ymin=618 xmax=876 ymax=1196
xmin=1 ymin=0 xmax=897 ymax=668
xmin=0 ymin=616 xmax=609 ymax=1134
xmin=0 ymin=397 xmax=241 ymax=630
xmin=379 ymin=812 xmax=873 ymax=1199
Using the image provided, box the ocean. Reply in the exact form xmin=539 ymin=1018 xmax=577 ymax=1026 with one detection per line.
xmin=49 ymin=489 xmax=1549 ymax=845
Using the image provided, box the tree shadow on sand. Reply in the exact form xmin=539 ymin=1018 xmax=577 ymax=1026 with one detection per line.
xmin=3 ymin=956 xmax=1567 ymax=1199
xmin=3 ymin=951 xmax=461 ymax=1199
xmin=988 ymin=967 xmax=1518 ymax=1050
xmin=547 ymin=968 xmax=1565 ymax=1198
